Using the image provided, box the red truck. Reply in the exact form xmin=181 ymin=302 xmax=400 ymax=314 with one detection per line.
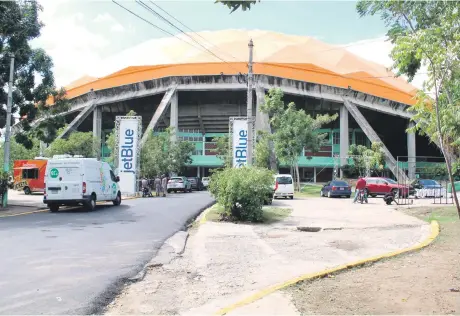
xmin=13 ymin=158 xmax=48 ymax=195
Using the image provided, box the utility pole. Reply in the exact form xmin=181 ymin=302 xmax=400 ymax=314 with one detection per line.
xmin=3 ymin=54 xmax=15 ymax=207
xmin=247 ymin=39 xmax=254 ymax=166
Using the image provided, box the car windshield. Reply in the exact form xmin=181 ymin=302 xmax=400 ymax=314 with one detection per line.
xmin=385 ymin=178 xmax=397 ymax=184
xmin=276 ymin=176 xmax=293 ymax=184
xmin=420 ymin=179 xmax=439 ymax=186
xmin=202 ymin=177 xmax=209 ymax=181
xmin=171 ymin=177 xmax=183 ymax=181
xmin=332 ymin=181 xmax=348 ymax=186
xmin=188 ymin=178 xmax=196 ymax=183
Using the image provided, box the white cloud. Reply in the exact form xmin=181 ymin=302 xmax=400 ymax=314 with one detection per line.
xmin=111 ymin=23 xmax=125 ymax=32
xmin=344 ymin=36 xmax=428 ymax=91
xmin=34 ymin=0 xmax=109 ymax=87
xmin=93 ymin=12 xmax=114 ymax=23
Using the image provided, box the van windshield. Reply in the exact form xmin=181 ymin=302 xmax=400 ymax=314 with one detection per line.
xmin=276 ymin=176 xmax=293 ymax=184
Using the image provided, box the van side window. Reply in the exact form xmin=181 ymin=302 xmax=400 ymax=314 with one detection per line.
xmin=110 ymin=170 xmax=117 ymax=182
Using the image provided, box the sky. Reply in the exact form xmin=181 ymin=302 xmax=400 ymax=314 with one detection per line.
xmin=32 ymin=0 xmax=426 ymax=89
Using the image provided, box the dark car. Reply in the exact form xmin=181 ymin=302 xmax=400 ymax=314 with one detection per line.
xmin=320 ymin=180 xmax=352 ymax=198
xmin=410 ymin=179 xmax=443 ymax=197
xmin=187 ymin=177 xmax=204 ymax=191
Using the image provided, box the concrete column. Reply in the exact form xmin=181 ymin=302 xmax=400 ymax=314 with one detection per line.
xmin=407 ymin=121 xmax=416 ymax=180
xmin=339 ymin=105 xmax=349 ymax=178
xmin=93 ymin=106 xmax=102 ymax=160
xmin=170 ymin=92 xmax=178 ymax=142
xmin=313 ymin=167 xmax=317 ymax=183
xmin=197 ymin=167 xmax=201 ymax=178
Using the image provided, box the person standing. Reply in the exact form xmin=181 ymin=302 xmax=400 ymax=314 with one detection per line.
xmin=161 ymin=175 xmax=168 ymax=197
xmin=154 ymin=175 xmax=161 ymax=197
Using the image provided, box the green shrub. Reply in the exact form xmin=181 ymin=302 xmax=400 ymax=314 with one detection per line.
xmin=209 ymin=167 xmax=274 ymax=222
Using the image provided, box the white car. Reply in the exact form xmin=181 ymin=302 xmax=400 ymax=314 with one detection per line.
xmin=44 ymin=157 xmax=121 ymax=212
xmin=202 ymin=177 xmax=210 ymax=188
xmin=273 ymin=174 xmax=294 ymax=199
xmin=167 ymin=176 xmax=192 ymax=193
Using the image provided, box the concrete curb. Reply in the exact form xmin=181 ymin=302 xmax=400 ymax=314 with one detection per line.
xmin=214 ymin=220 xmax=440 ymax=316
xmin=128 ymin=200 xmax=215 ymax=283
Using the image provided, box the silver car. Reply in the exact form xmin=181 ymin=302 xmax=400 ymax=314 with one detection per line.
xmin=167 ymin=176 xmax=192 ymax=193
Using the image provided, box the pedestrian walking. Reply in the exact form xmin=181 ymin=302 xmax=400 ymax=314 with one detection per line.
xmin=161 ymin=175 xmax=168 ymax=197
xmin=154 ymin=175 xmax=161 ymax=197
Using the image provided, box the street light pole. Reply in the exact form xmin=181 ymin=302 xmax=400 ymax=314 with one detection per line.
xmin=3 ymin=54 xmax=15 ymax=208
xmin=247 ymin=39 xmax=254 ymax=166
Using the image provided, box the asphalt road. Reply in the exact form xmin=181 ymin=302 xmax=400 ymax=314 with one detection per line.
xmin=0 ymin=191 xmax=214 ymax=315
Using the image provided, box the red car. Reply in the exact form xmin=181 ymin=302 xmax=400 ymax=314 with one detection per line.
xmin=364 ymin=177 xmax=409 ymax=198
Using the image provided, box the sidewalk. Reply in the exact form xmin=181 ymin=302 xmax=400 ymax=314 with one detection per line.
xmin=106 ymin=197 xmax=432 ymax=315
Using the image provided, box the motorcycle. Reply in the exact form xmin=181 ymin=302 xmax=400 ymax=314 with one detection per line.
xmin=142 ymin=186 xmax=153 ymax=197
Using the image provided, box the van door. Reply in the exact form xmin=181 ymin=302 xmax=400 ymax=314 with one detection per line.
xmin=45 ymin=160 xmax=83 ymax=200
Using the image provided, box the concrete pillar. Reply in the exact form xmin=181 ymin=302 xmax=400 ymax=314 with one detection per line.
xmin=313 ymin=167 xmax=317 ymax=183
xmin=170 ymin=92 xmax=178 ymax=142
xmin=339 ymin=105 xmax=349 ymax=178
xmin=93 ymin=106 xmax=102 ymax=160
xmin=407 ymin=121 xmax=416 ymax=180
xmin=197 ymin=167 xmax=201 ymax=178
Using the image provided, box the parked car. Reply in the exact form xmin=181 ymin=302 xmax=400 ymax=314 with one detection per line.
xmin=273 ymin=174 xmax=294 ymax=199
xmin=320 ymin=180 xmax=351 ymax=198
xmin=167 ymin=176 xmax=192 ymax=193
xmin=410 ymin=179 xmax=443 ymax=197
xmin=187 ymin=177 xmax=204 ymax=191
xmin=202 ymin=177 xmax=210 ymax=189
xmin=365 ymin=177 xmax=409 ymax=198
xmin=43 ymin=157 xmax=121 ymax=212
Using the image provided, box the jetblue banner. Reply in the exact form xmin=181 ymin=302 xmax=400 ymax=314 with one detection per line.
xmin=117 ymin=117 xmax=140 ymax=195
xmin=232 ymin=118 xmax=249 ymax=168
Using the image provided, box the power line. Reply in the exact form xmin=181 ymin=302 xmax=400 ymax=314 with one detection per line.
xmin=147 ymin=0 xmax=240 ymax=62
xmin=135 ymin=0 xmax=236 ymax=66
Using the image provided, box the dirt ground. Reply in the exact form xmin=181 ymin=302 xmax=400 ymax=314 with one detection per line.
xmin=287 ymin=206 xmax=460 ymax=315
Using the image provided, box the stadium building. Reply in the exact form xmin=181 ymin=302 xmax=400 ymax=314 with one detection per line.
xmin=23 ymin=30 xmax=442 ymax=182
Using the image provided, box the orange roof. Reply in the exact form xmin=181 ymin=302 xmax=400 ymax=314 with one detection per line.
xmin=64 ymin=30 xmax=417 ymax=105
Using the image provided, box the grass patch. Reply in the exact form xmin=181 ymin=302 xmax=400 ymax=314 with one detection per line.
xmin=205 ymin=203 xmax=292 ymax=224
xmin=423 ymin=206 xmax=458 ymax=223
xmin=295 ymin=184 xmax=322 ymax=198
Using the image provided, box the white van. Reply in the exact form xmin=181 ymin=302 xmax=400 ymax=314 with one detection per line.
xmin=43 ymin=157 xmax=121 ymax=212
xmin=274 ymin=174 xmax=294 ymax=199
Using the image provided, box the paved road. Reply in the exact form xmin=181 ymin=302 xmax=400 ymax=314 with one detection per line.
xmin=0 ymin=191 xmax=214 ymax=315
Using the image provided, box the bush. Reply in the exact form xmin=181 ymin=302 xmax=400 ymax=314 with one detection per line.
xmin=209 ymin=167 xmax=274 ymax=222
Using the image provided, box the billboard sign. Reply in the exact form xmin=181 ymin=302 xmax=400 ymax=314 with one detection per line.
xmin=231 ymin=117 xmax=251 ymax=168
xmin=116 ymin=116 xmax=141 ymax=195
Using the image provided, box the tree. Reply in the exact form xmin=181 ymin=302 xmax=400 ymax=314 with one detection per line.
xmin=356 ymin=0 xmax=460 ymax=216
xmin=215 ymin=0 xmax=259 ymax=13
xmin=0 ymin=138 xmax=40 ymax=171
xmin=140 ymin=128 xmax=194 ymax=178
xmin=211 ymin=135 xmax=232 ymax=168
xmin=1 ymin=1 xmax=69 ymax=148
xmin=254 ymin=130 xmax=276 ymax=170
xmin=46 ymin=128 xmax=97 ymax=158
xmin=261 ymin=88 xmax=337 ymax=191
xmin=347 ymin=142 xmax=385 ymax=177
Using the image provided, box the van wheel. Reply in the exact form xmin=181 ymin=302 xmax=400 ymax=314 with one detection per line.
xmin=289 ymin=196 xmax=294 ymax=200
xmin=24 ymin=187 xmax=31 ymax=195
xmin=85 ymin=195 xmax=96 ymax=211
xmin=49 ymin=204 xmax=59 ymax=212
xmin=113 ymin=193 xmax=121 ymax=206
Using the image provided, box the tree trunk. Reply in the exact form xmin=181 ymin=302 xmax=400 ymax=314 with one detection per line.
xmin=444 ymin=146 xmax=460 ymax=218
xmin=296 ymin=163 xmax=301 ymax=192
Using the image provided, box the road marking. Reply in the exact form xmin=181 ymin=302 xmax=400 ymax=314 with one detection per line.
xmin=0 ymin=209 xmax=48 ymax=218
xmin=214 ymin=220 xmax=440 ymax=315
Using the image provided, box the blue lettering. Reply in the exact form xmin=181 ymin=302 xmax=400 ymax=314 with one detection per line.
xmin=234 ymin=128 xmax=248 ymax=167
xmin=120 ymin=127 xmax=137 ymax=173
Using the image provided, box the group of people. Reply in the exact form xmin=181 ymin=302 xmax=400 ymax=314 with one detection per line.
xmin=141 ymin=175 xmax=169 ymax=197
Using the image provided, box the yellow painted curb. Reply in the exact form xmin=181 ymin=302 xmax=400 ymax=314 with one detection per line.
xmin=0 ymin=209 xmax=48 ymax=218
xmin=215 ymin=220 xmax=440 ymax=316
xmin=199 ymin=205 xmax=215 ymax=225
